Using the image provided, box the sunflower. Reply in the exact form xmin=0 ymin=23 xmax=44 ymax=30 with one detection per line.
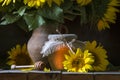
xmin=7 ymin=44 xmax=33 ymax=67
xmin=63 ymin=48 xmax=94 ymax=72
xmin=23 ymin=0 xmax=46 ymax=8
xmin=97 ymin=0 xmax=120 ymax=31
xmin=0 ymin=0 xmax=15 ymax=6
xmin=84 ymin=41 xmax=109 ymax=71
xmin=46 ymin=0 xmax=64 ymax=7
xmin=76 ymin=0 xmax=92 ymax=6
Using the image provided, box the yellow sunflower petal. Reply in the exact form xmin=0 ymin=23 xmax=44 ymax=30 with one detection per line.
xmin=84 ymin=64 xmax=93 ymax=70
xmin=47 ymin=0 xmax=52 ymax=7
xmin=21 ymin=44 xmax=27 ymax=54
xmin=76 ymin=48 xmax=81 ymax=55
xmin=44 ymin=67 xmax=51 ymax=72
xmin=97 ymin=0 xmax=119 ymax=31
xmin=85 ymin=57 xmax=94 ymax=64
xmin=63 ymin=48 xmax=94 ymax=72
xmin=77 ymin=0 xmax=92 ymax=6
xmin=7 ymin=44 xmax=33 ymax=67
xmin=53 ymin=0 xmax=61 ymax=6
xmin=85 ymin=40 xmax=109 ymax=71
xmin=24 ymin=0 xmax=46 ymax=8
xmin=0 ymin=0 xmax=2 ymax=1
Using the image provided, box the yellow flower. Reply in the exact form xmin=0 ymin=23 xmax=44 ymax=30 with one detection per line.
xmin=85 ymin=41 xmax=109 ymax=71
xmin=46 ymin=0 xmax=64 ymax=7
xmin=97 ymin=18 xmax=110 ymax=31
xmin=97 ymin=0 xmax=119 ymax=31
xmin=76 ymin=0 xmax=92 ymax=6
xmin=44 ymin=67 xmax=50 ymax=72
xmin=0 ymin=0 xmax=15 ymax=6
xmin=24 ymin=0 xmax=46 ymax=8
xmin=7 ymin=44 xmax=33 ymax=70
xmin=63 ymin=48 xmax=94 ymax=72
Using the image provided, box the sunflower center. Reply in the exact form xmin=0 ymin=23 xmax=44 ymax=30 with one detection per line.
xmin=90 ymin=51 xmax=100 ymax=66
xmin=73 ymin=60 xmax=79 ymax=66
xmin=72 ymin=58 xmax=83 ymax=67
xmin=15 ymin=53 xmax=32 ymax=65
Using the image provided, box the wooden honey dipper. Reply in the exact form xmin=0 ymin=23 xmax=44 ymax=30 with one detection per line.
xmin=11 ymin=61 xmax=46 ymax=70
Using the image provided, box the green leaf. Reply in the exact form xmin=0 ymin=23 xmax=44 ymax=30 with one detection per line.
xmin=23 ymin=12 xmax=45 ymax=31
xmin=107 ymin=63 xmax=120 ymax=71
xmin=16 ymin=18 xmax=29 ymax=32
xmin=14 ymin=6 xmax=27 ymax=16
xmin=38 ymin=5 xmax=64 ymax=23
xmin=80 ymin=7 xmax=87 ymax=24
xmin=0 ymin=14 xmax=20 ymax=25
xmin=62 ymin=2 xmax=81 ymax=21
xmin=61 ymin=0 xmax=73 ymax=11
xmin=64 ymin=13 xmax=76 ymax=21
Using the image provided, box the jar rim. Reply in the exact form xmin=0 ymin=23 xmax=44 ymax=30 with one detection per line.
xmin=48 ymin=34 xmax=77 ymax=40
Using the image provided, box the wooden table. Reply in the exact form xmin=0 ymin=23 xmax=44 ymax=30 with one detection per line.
xmin=0 ymin=70 xmax=120 ymax=80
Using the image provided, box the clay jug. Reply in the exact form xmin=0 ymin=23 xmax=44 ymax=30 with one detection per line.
xmin=27 ymin=24 xmax=68 ymax=69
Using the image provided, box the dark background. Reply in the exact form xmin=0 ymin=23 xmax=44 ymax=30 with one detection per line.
xmin=0 ymin=10 xmax=120 ymax=69
xmin=0 ymin=24 xmax=31 ymax=69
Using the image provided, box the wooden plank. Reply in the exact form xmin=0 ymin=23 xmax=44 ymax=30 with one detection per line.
xmin=0 ymin=70 xmax=27 ymax=80
xmin=94 ymin=72 xmax=120 ymax=80
xmin=0 ymin=70 xmax=120 ymax=80
xmin=62 ymin=72 xmax=94 ymax=80
xmin=28 ymin=71 xmax=61 ymax=80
